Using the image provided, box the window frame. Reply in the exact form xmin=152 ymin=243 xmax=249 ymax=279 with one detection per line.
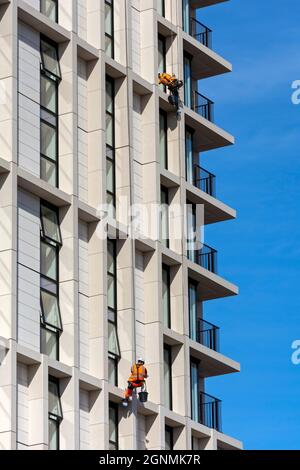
xmin=109 ymin=402 xmax=119 ymax=450
xmin=106 ymin=76 xmax=116 ymax=211
xmin=105 ymin=0 xmax=114 ymax=59
xmin=165 ymin=425 xmax=174 ymax=450
xmin=48 ymin=376 xmax=63 ymax=450
xmin=184 ymin=52 xmax=193 ymax=108
xmin=107 ymin=239 xmax=119 ymax=386
xmin=40 ymin=201 xmax=62 ymax=246
xmin=161 ymin=186 xmax=169 ymax=248
xmin=190 ymin=357 xmax=200 ymax=422
xmin=163 ymin=344 xmax=173 ymax=410
xmin=40 ymin=36 xmax=62 ymax=81
xmin=157 ymin=0 xmax=165 ymax=17
xmin=159 ymin=109 xmax=168 ymax=169
xmin=185 ymin=126 xmax=194 ymax=185
xmin=40 ymin=37 xmax=60 ymax=187
xmin=40 ymin=201 xmax=62 ymax=361
xmin=40 ymin=0 xmax=58 ymax=23
xmin=162 ymin=264 xmax=171 ymax=329
xmin=188 ymin=278 xmax=198 ymax=342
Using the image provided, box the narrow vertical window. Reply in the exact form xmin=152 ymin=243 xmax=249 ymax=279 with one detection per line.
xmin=40 ymin=0 xmax=58 ymax=22
xmin=106 ymin=77 xmax=116 ymax=216
xmin=165 ymin=425 xmax=174 ymax=450
xmin=48 ymin=376 xmax=62 ymax=450
xmin=164 ymin=345 xmax=172 ymax=410
xmin=185 ymin=127 xmax=194 ymax=185
xmin=182 ymin=0 xmax=190 ymax=34
xmin=184 ymin=53 xmax=192 ymax=108
xmin=190 ymin=359 xmax=199 ymax=422
xmin=40 ymin=202 xmax=62 ymax=360
xmin=109 ymin=402 xmax=119 ymax=450
xmin=157 ymin=0 xmax=165 ymax=17
xmin=105 ymin=0 xmax=114 ymax=58
xmin=108 ymin=239 xmax=120 ymax=386
xmin=188 ymin=279 xmax=198 ymax=342
xmin=162 ymin=264 xmax=171 ymax=329
xmin=159 ymin=110 xmax=168 ymax=169
xmin=40 ymin=38 xmax=61 ymax=187
xmin=187 ymin=200 xmax=196 ymax=262
xmin=158 ymin=35 xmax=166 ymax=90
xmin=161 ymin=186 xmax=169 ymax=248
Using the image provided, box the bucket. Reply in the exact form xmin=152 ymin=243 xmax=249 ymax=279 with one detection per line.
xmin=138 ymin=391 xmax=148 ymax=403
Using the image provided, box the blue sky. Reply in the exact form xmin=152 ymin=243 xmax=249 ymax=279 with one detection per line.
xmin=196 ymin=0 xmax=300 ymax=449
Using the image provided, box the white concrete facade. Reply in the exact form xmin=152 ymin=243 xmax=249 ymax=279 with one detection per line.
xmin=0 ymin=0 xmax=242 ymax=450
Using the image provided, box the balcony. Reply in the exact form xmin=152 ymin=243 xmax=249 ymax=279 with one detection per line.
xmin=190 ymin=17 xmax=212 ymax=48
xmin=194 ymin=391 xmax=222 ymax=431
xmin=189 ymin=243 xmax=218 ymax=273
xmin=196 ymin=319 xmax=220 ymax=351
xmin=193 ymin=165 xmax=216 ymax=197
xmin=192 ymin=91 xmax=214 ymax=121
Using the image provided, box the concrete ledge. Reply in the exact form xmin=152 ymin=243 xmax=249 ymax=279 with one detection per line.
xmin=79 ymin=372 xmax=102 ymax=391
xmin=189 ymin=340 xmax=240 ymax=377
xmin=0 ymin=157 xmax=10 ymax=174
xmin=216 ymin=431 xmax=243 ymax=450
xmin=18 ymin=0 xmax=70 ymax=43
xmin=77 ymin=36 xmax=99 ymax=61
xmin=161 ymin=246 xmax=182 ymax=266
xmin=186 ymin=181 xmax=236 ymax=225
xmin=17 ymin=168 xmax=72 ymax=207
xmin=160 ymin=168 xmax=180 ymax=188
xmin=186 ymin=258 xmax=238 ymax=301
xmin=183 ymin=32 xmax=231 ymax=80
xmin=105 ymin=57 xmax=127 ymax=79
xmin=165 ymin=409 xmax=186 ymax=427
xmin=185 ymin=106 xmax=234 ymax=152
xmin=191 ymin=0 xmax=229 ymax=9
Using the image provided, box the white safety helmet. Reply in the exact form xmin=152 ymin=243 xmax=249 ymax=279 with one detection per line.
xmin=137 ymin=357 xmax=145 ymax=364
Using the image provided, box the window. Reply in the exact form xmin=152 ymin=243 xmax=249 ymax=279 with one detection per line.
xmin=165 ymin=425 xmax=174 ymax=450
xmin=109 ymin=403 xmax=118 ymax=450
xmin=189 ymin=280 xmax=198 ymax=342
xmin=185 ymin=127 xmax=194 ymax=185
xmin=41 ymin=203 xmax=62 ymax=245
xmin=40 ymin=202 xmax=62 ymax=360
xmin=106 ymin=77 xmax=116 ymax=215
xmin=187 ymin=200 xmax=196 ymax=262
xmin=161 ymin=186 xmax=169 ymax=248
xmin=48 ymin=377 xmax=62 ymax=450
xmin=158 ymin=35 xmax=166 ymax=89
xmin=108 ymin=239 xmax=120 ymax=386
xmin=182 ymin=0 xmax=190 ymax=34
xmin=184 ymin=53 xmax=192 ymax=108
xmin=105 ymin=0 xmax=114 ymax=58
xmin=162 ymin=265 xmax=171 ymax=328
xmin=190 ymin=359 xmax=200 ymax=422
xmin=40 ymin=0 xmax=58 ymax=22
xmin=157 ymin=0 xmax=165 ymax=17
xmin=159 ymin=110 xmax=168 ymax=169
xmin=40 ymin=38 xmax=60 ymax=187
xmin=41 ymin=39 xmax=61 ymax=80
xmin=164 ymin=345 xmax=172 ymax=410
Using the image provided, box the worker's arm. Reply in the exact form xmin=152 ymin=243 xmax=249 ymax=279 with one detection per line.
xmin=144 ymin=368 xmax=149 ymax=378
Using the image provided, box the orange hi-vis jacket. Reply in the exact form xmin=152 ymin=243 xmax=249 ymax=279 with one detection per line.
xmin=158 ymin=73 xmax=177 ymax=88
xmin=128 ymin=364 xmax=148 ymax=383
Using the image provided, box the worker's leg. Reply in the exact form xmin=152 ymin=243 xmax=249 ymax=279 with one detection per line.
xmin=125 ymin=382 xmax=133 ymax=400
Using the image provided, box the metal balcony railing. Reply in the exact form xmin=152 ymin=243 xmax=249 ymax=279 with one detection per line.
xmin=190 ymin=17 xmax=212 ymax=49
xmin=197 ymin=391 xmax=222 ymax=431
xmin=193 ymin=91 xmax=214 ymax=122
xmin=193 ymin=165 xmax=216 ymax=197
xmin=196 ymin=319 xmax=220 ymax=352
xmin=189 ymin=243 xmax=217 ymax=273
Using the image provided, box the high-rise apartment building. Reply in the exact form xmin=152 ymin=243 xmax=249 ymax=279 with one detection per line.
xmin=0 ymin=0 xmax=242 ymax=450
